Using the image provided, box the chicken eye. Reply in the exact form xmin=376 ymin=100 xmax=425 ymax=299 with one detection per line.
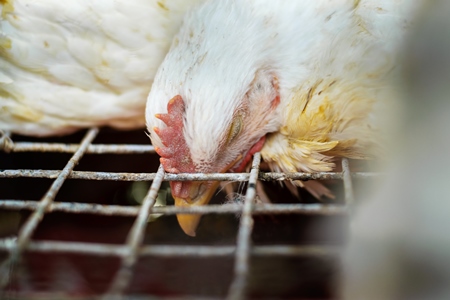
xmin=226 ymin=115 xmax=243 ymax=144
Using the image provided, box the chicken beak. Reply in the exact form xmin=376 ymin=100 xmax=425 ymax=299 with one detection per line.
xmin=173 ymin=181 xmax=221 ymax=236
xmin=172 ymin=155 xmax=243 ymax=236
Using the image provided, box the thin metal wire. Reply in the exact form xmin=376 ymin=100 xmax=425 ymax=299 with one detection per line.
xmin=0 ymin=169 xmax=248 ymax=181
xmin=105 ymin=165 xmax=165 ymax=299
xmin=9 ymin=142 xmax=154 ymax=154
xmin=341 ymin=158 xmax=355 ymax=205
xmin=0 ymin=238 xmax=127 ymax=256
xmin=227 ymin=153 xmax=261 ymax=300
xmin=0 ymin=128 xmax=99 ymax=290
xmin=0 ymin=169 xmax=379 ymax=181
xmin=0 ymin=130 xmax=370 ymax=299
xmin=0 ymin=239 xmax=341 ymax=258
xmin=0 ymin=200 xmax=347 ymax=216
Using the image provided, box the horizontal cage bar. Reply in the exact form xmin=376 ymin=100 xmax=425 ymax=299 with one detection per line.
xmin=0 ymin=200 xmax=348 ymax=216
xmin=0 ymin=239 xmax=341 ymax=258
xmin=0 ymin=169 xmax=379 ymax=181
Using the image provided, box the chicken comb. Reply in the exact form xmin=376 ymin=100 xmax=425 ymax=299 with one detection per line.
xmin=153 ymin=95 xmax=195 ymax=174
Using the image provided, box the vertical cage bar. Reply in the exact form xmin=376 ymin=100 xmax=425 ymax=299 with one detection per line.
xmin=0 ymin=131 xmax=12 ymax=152
xmin=341 ymin=158 xmax=355 ymax=205
xmin=0 ymin=128 xmax=99 ymax=290
xmin=227 ymin=153 xmax=261 ymax=300
xmin=104 ymin=165 xmax=165 ymax=299
xmin=0 ymin=126 xmax=368 ymax=299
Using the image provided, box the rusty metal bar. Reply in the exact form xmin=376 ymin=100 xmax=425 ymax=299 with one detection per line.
xmin=0 ymin=130 xmax=368 ymax=299
xmin=227 ymin=153 xmax=261 ymax=300
xmin=0 ymin=200 xmax=139 ymax=216
xmin=0 ymin=237 xmax=126 ymax=256
xmin=0 ymin=200 xmax=347 ymax=216
xmin=0 ymin=128 xmax=99 ymax=290
xmin=0 ymin=169 xmax=380 ymax=181
xmin=9 ymin=142 xmax=155 ymax=154
xmin=341 ymin=158 xmax=355 ymax=205
xmin=0 ymin=239 xmax=341 ymax=258
xmin=0 ymin=170 xmax=247 ymax=181
xmin=105 ymin=165 xmax=165 ymax=299
xmin=259 ymin=171 xmax=376 ymax=181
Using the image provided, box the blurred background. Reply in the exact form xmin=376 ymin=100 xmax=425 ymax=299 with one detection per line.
xmin=343 ymin=1 xmax=450 ymax=299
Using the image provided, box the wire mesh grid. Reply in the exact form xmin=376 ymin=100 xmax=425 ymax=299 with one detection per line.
xmin=0 ymin=128 xmax=377 ymax=299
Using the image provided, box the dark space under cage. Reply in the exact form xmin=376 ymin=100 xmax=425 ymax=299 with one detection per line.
xmin=0 ymin=127 xmax=378 ymax=299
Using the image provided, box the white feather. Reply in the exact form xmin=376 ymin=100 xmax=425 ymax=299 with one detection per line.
xmin=0 ymin=0 xmax=204 ymax=136
xmin=146 ymin=0 xmax=424 ymax=174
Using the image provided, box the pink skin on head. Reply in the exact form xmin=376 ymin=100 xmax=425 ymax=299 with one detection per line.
xmin=154 ymin=95 xmax=267 ymax=198
xmin=153 ymin=78 xmax=279 ymax=236
xmin=232 ymin=136 xmax=266 ymax=172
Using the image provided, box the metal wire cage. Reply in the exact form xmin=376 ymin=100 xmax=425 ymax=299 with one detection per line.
xmin=0 ymin=127 xmax=377 ymax=299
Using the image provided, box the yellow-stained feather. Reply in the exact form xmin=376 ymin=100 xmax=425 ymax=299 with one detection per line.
xmin=262 ymin=77 xmax=382 ymax=174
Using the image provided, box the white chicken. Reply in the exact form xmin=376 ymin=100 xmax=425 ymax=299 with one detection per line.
xmin=0 ymin=0 xmax=203 ymax=136
xmin=146 ymin=0 xmax=424 ymax=236
xmin=0 ymin=0 xmax=424 ymax=237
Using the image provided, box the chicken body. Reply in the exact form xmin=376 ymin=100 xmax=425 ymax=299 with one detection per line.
xmin=0 ymin=0 xmax=203 ymax=136
xmin=146 ymin=0 xmax=423 ymax=235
